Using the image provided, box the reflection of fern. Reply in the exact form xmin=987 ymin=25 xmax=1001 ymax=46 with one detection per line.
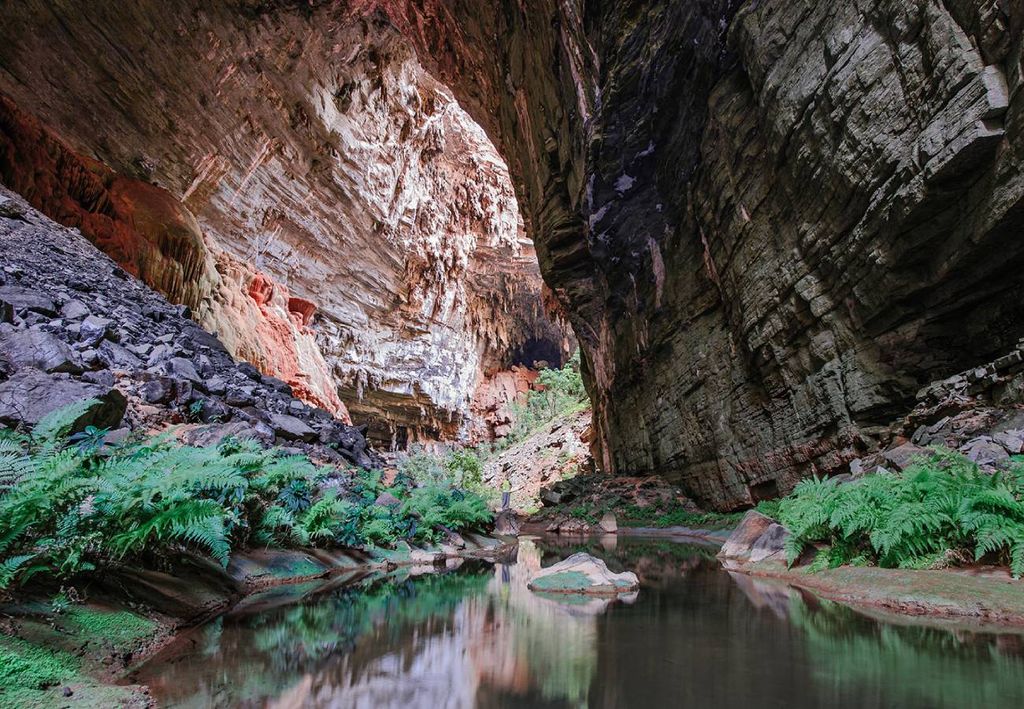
xmin=778 ymin=449 xmax=1024 ymax=576
xmin=790 ymin=594 xmax=1024 ymax=706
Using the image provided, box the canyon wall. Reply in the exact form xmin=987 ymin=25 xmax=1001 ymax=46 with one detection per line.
xmin=0 ymin=5 xmax=560 ymax=444
xmin=2 ymin=1 xmax=1022 ymax=506
xmin=378 ymin=0 xmax=1024 ymax=508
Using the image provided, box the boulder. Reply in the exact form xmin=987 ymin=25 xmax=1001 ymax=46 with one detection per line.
xmin=493 ymin=509 xmax=521 ymax=536
xmin=993 ymin=429 xmax=1024 ymax=455
xmin=162 ymin=356 xmax=202 ymax=385
xmin=237 ymin=362 xmax=262 ymax=381
xmin=140 ymin=377 xmax=176 ymax=404
xmin=528 ymin=552 xmax=639 ymax=595
xmin=225 ymin=387 xmax=256 ymax=407
xmin=597 ymin=511 xmax=618 ymax=533
xmin=60 ymin=299 xmax=90 ymax=321
xmin=717 ymin=510 xmax=788 ymax=568
xmin=0 ymin=285 xmax=56 ymax=316
xmin=748 ymin=523 xmax=788 ymax=563
xmin=962 ymin=438 xmax=1010 ymax=467
xmin=881 ymin=442 xmax=928 ymax=471
xmin=97 ymin=340 xmax=142 ymax=370
xmin=182 ymin=421 xmax=265 ymax=448
xmin=0 ymin=368 xmax=126 ymax=430
xmin=268 ymin=412 xmax=317 ymax=442
xmin=0 ymin=328 xmax=82 ymax=373
xmin=78 ymin=315 xmax=112 ymax=346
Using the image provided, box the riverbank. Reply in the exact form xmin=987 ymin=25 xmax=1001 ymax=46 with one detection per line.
xmin=720 ymin=510 xmax=1024 ymax=627
xmin=0 ymin=536 xmax=515 ymax=707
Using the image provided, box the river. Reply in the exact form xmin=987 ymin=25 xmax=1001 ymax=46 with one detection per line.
xmin=131 ymin=536 xmax=1024 ymax=708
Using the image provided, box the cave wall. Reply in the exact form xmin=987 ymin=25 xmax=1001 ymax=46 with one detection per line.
xmin=2 ymin=0 xmax=1022 ymax=507
xmin=377 ymin=0 xmax=1024 ymax=508
xmin=0 ymin=3 xmax=562 ymax=441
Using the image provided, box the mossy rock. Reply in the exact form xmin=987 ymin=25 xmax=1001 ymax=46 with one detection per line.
xmin=527 ymin=553 xmax=639 ymax=595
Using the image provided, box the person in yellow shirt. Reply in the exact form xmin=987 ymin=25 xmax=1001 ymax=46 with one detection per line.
xmin=500 ymin=477 xmax=512 ymax=510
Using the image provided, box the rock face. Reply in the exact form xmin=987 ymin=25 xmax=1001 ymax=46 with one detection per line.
xmin=0 ymin=188 xmax=373 ymax=467
xmin=528 ymin=552 xmax=639 ymax=595
xmin=1 ymin=2 xmax=1022 ymax=507
xmin=0 ymin=11 xmax=563 ymax=446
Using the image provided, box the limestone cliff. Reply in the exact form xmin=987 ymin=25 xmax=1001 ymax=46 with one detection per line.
xmin=0 ymin=8 xmax=560 ymax=444
xmin=2 ymin=1 xmax=1022 ymax=507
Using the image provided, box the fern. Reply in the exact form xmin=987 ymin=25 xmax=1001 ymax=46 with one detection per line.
xmin=0 ymin=554 xmax=35 ymax=589
xmin=0 ymin=401 xmax=500 ymax=588
xmin=31 ymin=398 xmax=100 ymax=445
xmin=775 ymin=447 xmax=1024 ymax=577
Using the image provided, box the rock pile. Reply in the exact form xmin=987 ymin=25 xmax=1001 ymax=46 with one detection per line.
xmin=0 ymin=189 xmax=374 ymax=467
xmin=850 ymin=342 xmax=1024 ymax=477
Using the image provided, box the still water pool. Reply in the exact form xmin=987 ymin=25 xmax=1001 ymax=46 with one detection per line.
xmin=132 ymin=536 xmax=1024 ymax=708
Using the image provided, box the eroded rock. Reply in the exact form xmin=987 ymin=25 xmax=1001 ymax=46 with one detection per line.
xmin=528 ymin=553 xmax=639 ymax=595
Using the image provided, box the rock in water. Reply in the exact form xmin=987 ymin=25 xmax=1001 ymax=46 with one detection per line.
xmin=718 ymin=510 xmax=788 ymax=569
xmin=598 ymin=512 xmax=618 ymax=533
xmin=528 ymin=552 xmax=639 ymax=595
xmin=493 ymin=509 xmax=520 ymax=536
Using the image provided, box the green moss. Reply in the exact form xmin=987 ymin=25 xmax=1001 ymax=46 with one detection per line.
xmin=60 ymin=607 xmax=158 ymax=647
xmin=0 ymin=635 xmax=81 ymax=692
xmin=529 ymin=571 xmax=593 ymax=591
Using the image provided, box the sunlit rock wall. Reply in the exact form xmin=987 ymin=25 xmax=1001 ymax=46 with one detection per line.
xmin=0 ymin=5 xmax=561 ymax=440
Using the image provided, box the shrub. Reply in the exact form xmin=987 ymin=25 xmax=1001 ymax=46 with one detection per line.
xmin=504 ymin=351 xmax=588 ymax=445
xmin=777 ymin=448 xmax=1024 ymax=576
xmin=401 ymin=485 xmax=493 ymax=544
xmin=0 ymin=402 xmax=496 ymax=587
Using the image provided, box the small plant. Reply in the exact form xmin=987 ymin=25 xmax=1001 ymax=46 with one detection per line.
xmin=777 ymin=448 xmax=1024 ymax=577
xmin=67 ymin=426 xmax=109 ymax=454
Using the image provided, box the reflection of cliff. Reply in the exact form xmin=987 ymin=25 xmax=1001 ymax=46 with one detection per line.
xmin=469 ymin=539 xmax=605 ymax=705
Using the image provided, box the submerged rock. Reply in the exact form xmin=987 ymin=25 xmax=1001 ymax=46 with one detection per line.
xmin=528 ymin=552 xmax=639 ymax=595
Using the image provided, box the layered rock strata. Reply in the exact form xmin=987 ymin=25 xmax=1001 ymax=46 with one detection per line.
xmin=1 ymin=1 xmax=1022 ymax=508
xmin=0 ymin=9 xmax=561 ymax=445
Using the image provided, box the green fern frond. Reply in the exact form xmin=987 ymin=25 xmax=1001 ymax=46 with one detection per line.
xmin=0 ymin=553 xmax=35 ymax=588
xmin=32 ymin=398 xmax=100 ymax=444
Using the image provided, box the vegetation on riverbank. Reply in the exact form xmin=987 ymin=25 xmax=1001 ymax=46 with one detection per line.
xmin=0 ymin=401 xmax=492 ymax=591
xmin=495 ymin=352 xmax=588 ymax=451
xmin=777 ymin=448 xmax=1024 ymax=575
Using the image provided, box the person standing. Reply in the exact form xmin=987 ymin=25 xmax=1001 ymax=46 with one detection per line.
xmin=500 ymin=477 xmax=512 ymax=510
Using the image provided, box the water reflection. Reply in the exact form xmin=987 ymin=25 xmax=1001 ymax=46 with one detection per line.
xmin=133 ymin=537 xmax=1024 ymax=708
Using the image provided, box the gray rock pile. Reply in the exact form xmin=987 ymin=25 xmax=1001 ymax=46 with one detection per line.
xmin=0 ymin=188 xmax=374 ymax=468
xmin=848 ymin=342 xmax=1024 ymax=477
